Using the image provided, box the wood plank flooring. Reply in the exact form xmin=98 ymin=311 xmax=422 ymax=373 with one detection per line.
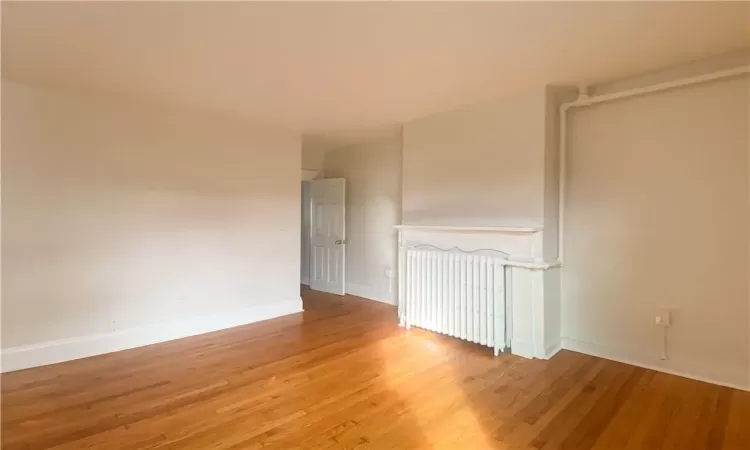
xmin=2 ymin=287 xmax=749 ymax=449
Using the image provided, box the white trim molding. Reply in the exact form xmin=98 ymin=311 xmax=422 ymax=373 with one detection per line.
xmin=504 ymin=259 xmax=561 ymax=270
xmin=545 ymin=344 xmax=562 ymax=360
xmin=1 ymin=299 xmax=304 ymax=373
xmin=394 ymin=224 xmax=542 ymax=234
xmin=562 ymin=337 xmax=749 ymax=392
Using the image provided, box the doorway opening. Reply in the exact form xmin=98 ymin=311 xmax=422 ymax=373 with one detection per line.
xmin=301 ymin=178 xmax=346 ymax=295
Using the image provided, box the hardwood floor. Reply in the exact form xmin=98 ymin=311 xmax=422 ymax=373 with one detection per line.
xmin=2 ymin=288 xmax=749 ymax=449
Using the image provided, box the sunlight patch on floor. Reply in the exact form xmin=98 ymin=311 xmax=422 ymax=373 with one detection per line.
xmin=379 ymin=332 xmax=495 ymax=449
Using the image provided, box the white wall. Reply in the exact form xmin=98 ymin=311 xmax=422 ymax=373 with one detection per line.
xmin=402 ymin=89 xmax=547 ymax=228
xmin=561 ymin=75 xmax=749 ymax=388
xmin=301 ymin=146 xmax=328 ymax=171
xmin=1 ymin=81 xmax=303 ymax=370
xmin=323 ymin=135 xmax=402 ymax=304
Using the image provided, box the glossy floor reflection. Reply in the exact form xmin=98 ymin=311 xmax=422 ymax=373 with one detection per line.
xmin=2 ymin=287 xmax=748 ymax=449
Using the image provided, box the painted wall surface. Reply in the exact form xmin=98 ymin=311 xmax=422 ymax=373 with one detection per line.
xmin=2 ymin=81 xmax=302 ymax=353
xmin=402 ymin=89 xmax=547 ymax=228
xmin=301 ymin=146 xmax=328 ymax=171
xmin=323 ymin=136 xmax=402 ymax=304
xmin=562 ymin=75 xmax=749 ymax=388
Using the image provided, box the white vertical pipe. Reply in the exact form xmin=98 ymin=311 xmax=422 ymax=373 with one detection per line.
xmin=447 ymin=253 xmax=454 ymax=336
xmin=443 ymin=252 xmax=450 ymax=333
xmin=466 ymin=255 xmax=477 ymax=342
xmin=406 ymin=248 xmax=411 ymax=326
xmin=422 ymin=251 xmax=428 ymax=328
xmin=398 ymin=240 xmax=404 ymax=326
xmin=432 ymin=252 xmax=443 ymax=332
xmin=482 ymin=257 xmax=492 ymax=345
xmin=439 ymin=253 xmax=444 ymax=333
xmin=428 ymin=251 xmax=433 ymax=329
xmin=440 ymin=253 xmax=449 ymax=334
xmin=493 ymin=260 xmax=505 ymax=356
xmin=468 ymin=255 xmax=474 ymax=343
xmin=424 ymin=251 xmax=429 ymax=329
xmin=425 ymin=251 xmax=431 ymax=330
xmin=426 ymin=251 xmax=430 ymax=330
xmin=433 ymin=252 xmax=438 ymax=332
xmin=429 ymin=252 xmax=435 ymax=331
xmin=419 ymin=251 xmax=424 ymax=329
xmin=472 ymin=256 xmax=481 ymax=342
xmin=460 ymin=254 xmax=467 ymax=340
xmin=406 ymin=251 xmax=413 ymax=328
xmin=433 ymin=252 xmax=438 ymax=331
xmin=487 ymin=259 xmax=494 ymax=347
xmin=406 ymin=249 xmax=419 ymax=326
xmin=419 ymin=250 xmax=424 ymax=330
xmin=477 ymin=256 xmax=482 ymax=344
xmin=476 ymin=255 xmax=481 ymax=344
xmin=465 ymin=253 xmax=471 ymax=340
xmin=477 ymin=256 xmax=487 ymax=345
xmin=558 ymin=102 xmax=569 ymax=263
xmin=438 ymin=252 xmax=448 ymax=333
xmin=453 ymin=254 xmax=461 ymax=336
xmin=443 ymin=252 xmax=449 ymax=336
xmin=413 ymin=250 xmax=419 ymax=330
xmin=416 ymin=251 xmax=423 ymax=328
xmin=437 ymin=252 xmax=443 ymax=333
xmin=423 ymin=251 xmax=429 ymax=328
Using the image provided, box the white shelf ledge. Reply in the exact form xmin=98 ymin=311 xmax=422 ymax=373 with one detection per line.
xmin=504 ymin=259 xmax=561 ymax=270
xmin=394 ymin=224 xmax=542 ymax=234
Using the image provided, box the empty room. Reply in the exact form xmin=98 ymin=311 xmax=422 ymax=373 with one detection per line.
xmin=1 ymin=1 xmax=749 ymax=449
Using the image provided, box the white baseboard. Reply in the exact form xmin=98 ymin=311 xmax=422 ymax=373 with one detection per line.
xmin=544 ymin=342 xmax=562 ymax=360
xmin=1 ymin=298 xmax=303 ymax=373
xmin=346 ymin=283 xmax=396 ymax=306
xmin=301 ymin=275 xmax=310 ymax=286
xmin=561 ymin=337 xmax=749 ymax=392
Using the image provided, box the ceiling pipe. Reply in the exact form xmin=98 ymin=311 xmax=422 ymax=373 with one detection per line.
xmin=557 ymin=64 xmax=750 ymax=263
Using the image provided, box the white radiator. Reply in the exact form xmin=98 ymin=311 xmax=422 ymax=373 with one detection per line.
xmin=398 ymin=247 xmax=507 ymax=355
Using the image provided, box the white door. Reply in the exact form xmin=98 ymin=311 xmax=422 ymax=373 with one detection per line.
xmin=309 ymin=178 xmax=345 ymax=295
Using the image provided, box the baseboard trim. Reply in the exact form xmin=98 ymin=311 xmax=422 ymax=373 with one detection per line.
xmin=346 ymin=283 xmax=396 ymax=306
xmin=301 ymin=276 xmax=310 ymax=286
xmin=544 ymin=343 xmax=562 ymax=360
xmin=1 ymin=298 xmax=303 ymax=373
xmin=561 ymin=337 xmax=749 ymax=392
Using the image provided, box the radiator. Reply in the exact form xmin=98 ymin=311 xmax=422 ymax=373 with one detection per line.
xmin=398 ymin=247 xmax=507 ymax=355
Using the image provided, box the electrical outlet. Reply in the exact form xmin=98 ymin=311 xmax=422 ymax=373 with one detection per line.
xmin=655 ymin=309 xmax=672 ymax=328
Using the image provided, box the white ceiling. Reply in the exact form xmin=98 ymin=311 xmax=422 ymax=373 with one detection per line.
xmin=3 ymin=1 xmax=749 ymax=150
